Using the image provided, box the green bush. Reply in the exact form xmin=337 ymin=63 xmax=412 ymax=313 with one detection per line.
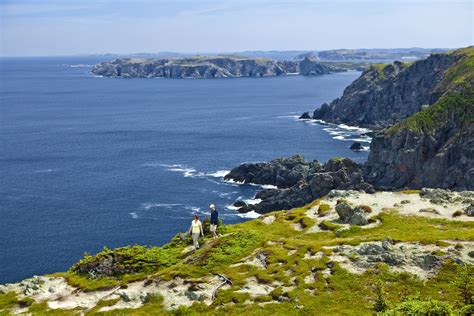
xmin=379 ymin=298 xmax=454 ymax=315
xmin=318 ymin=203 xmax=331 ymax=216
xmin=373 ymin=281 xmax=389 ymax=312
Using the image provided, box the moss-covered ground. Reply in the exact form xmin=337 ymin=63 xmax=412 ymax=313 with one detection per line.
xmin=1 ymin=196 xmax=472 ymax=315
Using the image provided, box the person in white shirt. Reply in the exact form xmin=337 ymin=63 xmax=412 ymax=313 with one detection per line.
xmin=189 ymin=214 xmax=204 ymax=250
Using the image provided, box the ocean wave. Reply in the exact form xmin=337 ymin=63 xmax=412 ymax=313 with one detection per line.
xmin=243 ymin=198 xmax=262 ymax=205
xmin=319 ymin=121 xmax=372 ymax=143
xmin=224 ymin=179 xmax=279 ymax=190
xmin=207 ymin=170 xmax=230 ymax=178
xmin=141 ymin=203 xmax=182 ymax=210
xmin=184 ymin=205 xmax=201 ymax=213
xmin=225 ymin=205 xmax=240 ymax=211
xmin=237 ymin=211 xmax=261 ymax=219
xmin=33 ymin=168 xmax=59 ymax=173
xmin=70 ymin=64 xmax=93 ymax=68
xmin=130 ymin=212 xmax=138 ymax=219
xmin=147 ymin=163 xmax=229 ymax=179
xmin=276 ymin=115 xmax=300 ymax=120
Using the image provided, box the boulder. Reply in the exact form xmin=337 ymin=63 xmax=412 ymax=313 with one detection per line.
xmin=357 ymin=243 xmax=385 ymax=255
xmin=348 ymin=209 xmax=369 ymax=226
xmin=350 ymin=142 xmax=363 ymax=152
xmin=233 ymin=200 xmax=247 ymax=208
xmin=413 ymin=254 xmax=439 ymax=270
xmin=335 ymin=202 xmax=353 ymax=222
xmin=299 ymin=112 xmax=312 ymax=119
xmin=335 ymin=202 xmax=369 ymax=226
xmin=465 ymin=204 xmax=474 ymax=217
xmin=226 ymin=155 xmax=374 ymax=214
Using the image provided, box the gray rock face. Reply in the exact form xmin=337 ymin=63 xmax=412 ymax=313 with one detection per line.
xmin=466 ymin=204 xmax=474 ymax=217
xmin=299 ymin=57 xmax=345 ymax=76
xmin=335 ymin=202 xmax=369 ymax=226
xmin=335 ymin=202 xmax=353 ymax=222
xmin=92 ymin=56 xmax=345 ymax=79
xmin=365 ymin=110 xmax=474 ymax=190
xmin=311 ymin=53 xmax=460 ymax=128
xmin=225 ymin=155 xmax=374 ymax=214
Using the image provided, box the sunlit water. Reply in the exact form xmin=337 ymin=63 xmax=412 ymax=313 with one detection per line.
xmin=0 ymin=57 xmax=368 ymax=283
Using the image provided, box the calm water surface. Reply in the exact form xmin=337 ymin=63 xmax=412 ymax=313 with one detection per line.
xmin=0 ymin=57 xmax=367 ymax=283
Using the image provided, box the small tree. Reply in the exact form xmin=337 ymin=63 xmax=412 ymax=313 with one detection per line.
xmin=452 ymin=264 xmax=473 ymax=305
xmin=373 ymin=281 xmax=389 ymax=312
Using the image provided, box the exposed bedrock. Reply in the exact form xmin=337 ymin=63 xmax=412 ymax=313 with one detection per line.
xmin=225 ymin=155 xmax=374 ymax=214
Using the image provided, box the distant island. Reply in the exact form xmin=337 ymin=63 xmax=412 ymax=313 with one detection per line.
xmin=91 ymin=56 xmax=347 ymax=79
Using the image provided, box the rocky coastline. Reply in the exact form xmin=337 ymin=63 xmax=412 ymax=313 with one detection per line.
xmin=91 ymin=56 xmax=346 ymax=79
xmin=227 ymin=47 xmax=473 ymax=214
xmin=225 ymin=155 xmax=374 ymax=214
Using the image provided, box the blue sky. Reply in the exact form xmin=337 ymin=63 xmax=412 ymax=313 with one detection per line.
xmin=0 ymin=0 xmax=472 ymax=56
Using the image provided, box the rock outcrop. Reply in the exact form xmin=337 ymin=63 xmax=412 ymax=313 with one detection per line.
xmin=310 ymin=47 xmax=474 ymax=191
xmin=365 ymin=90 xmax=474 ymax=190
xmin=92 ymin=56 xmax=345 ymax=79
xmin=225 ymin=155 xmax=374 ymax=213
xmin=311 ymin=53 xmax=461 ymax=127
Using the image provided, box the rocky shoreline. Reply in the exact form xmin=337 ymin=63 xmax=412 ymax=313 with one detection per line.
xmin=225 ymin=155 xmax=374 ymax=214
xmin=91 ymin=56 xmax=346 ymax=79
xmin=227 ymin=47 xmax=473 ymax=214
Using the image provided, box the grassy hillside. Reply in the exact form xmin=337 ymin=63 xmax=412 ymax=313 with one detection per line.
xmin=1 ymin=192 xmax=473 ymax=315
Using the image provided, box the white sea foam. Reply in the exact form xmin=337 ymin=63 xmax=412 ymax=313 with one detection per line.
xmin=130 ymin=212 xmax=138 ymax=219
xmin=243 ymin=198 xmax=262 ymax=205
xmin=224 ymin=179 xmax=279 ymax=190
xmin=260 ymin=184 xmax=278 ymax=189
xmin=142 ymin=203 xmax=182 ymax=210
xmin=34 ymin=168 xmax=58 ymax=173
xmin=276 ymin=115 xmax=300 ymax=120
xmin=225 ymin=205 xmax=240 ymax=211
xmin=149 ymin=163 xmax=229 ymax=179
xmin=237 ymin=211 xmax=261 ymax=219
xmin=70 ymin=64 xmax=93 ymax=68
xmin=185 ymin=206 xmax=201 ymax=213
xmin=207 ymin=170 xmax=230 ymax=178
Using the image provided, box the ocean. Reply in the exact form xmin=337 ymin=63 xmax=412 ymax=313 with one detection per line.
xmin=0 ymin=56 xmax=369 ymax=284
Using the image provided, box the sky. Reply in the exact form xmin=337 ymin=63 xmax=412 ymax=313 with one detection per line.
xmin=0 ymin=0 xmax=472 ymax=56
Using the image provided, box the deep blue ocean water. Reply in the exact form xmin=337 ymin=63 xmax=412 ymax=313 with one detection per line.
xmin=0 ymin=56 xmax=368 ymax=284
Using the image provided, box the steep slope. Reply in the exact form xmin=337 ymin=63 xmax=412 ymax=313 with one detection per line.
xmin=1 ymin=190 xmax=473 ymax=315
xmin=91 ymin=56 xmax=345 ymax=79
xmin=312 ymin=51 xmax=462 ymax=127
xmin=365 ymin=47 xmax=474 ymax=190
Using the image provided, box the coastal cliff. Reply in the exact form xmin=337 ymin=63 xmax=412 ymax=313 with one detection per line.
xmin=365 ymin=47 xmax=474 ymax=190
xmin=91 ymin=56 xmax=345 ymax=79
xmin=311 ymin=52 xmax=461 ymax=127
xmin=232 ymin=47 xmax=473 ymax=213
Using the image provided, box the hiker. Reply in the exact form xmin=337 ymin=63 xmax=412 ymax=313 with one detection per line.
xmin=209 ymin=204 xmax=219 ymax=239
xmin=189 ymin=214 xmax=204 ymax=250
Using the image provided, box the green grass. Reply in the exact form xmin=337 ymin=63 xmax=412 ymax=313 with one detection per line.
xmin=3 ymin=194 xmax=473 ymax=315
xmin=318 ymin=203 xmax=331 ymax=216
xmin=0 ymin=292 xmax=18 ymax=312
xmin=387 ymin=90 xmax=474 ymax=135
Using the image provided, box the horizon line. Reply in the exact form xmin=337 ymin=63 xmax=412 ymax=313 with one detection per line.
xmin=0 ymin=46 xmax=459 ymax=58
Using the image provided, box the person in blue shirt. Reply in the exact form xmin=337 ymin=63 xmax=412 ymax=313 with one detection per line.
xmin=209 ymin=204 xmax=219 ymax=239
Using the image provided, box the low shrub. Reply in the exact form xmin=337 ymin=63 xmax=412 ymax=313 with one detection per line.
xmin=318 ymin=203 xmax=331 ymax=216
xmin=379 ymin=298 xmax=454 ymax=315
